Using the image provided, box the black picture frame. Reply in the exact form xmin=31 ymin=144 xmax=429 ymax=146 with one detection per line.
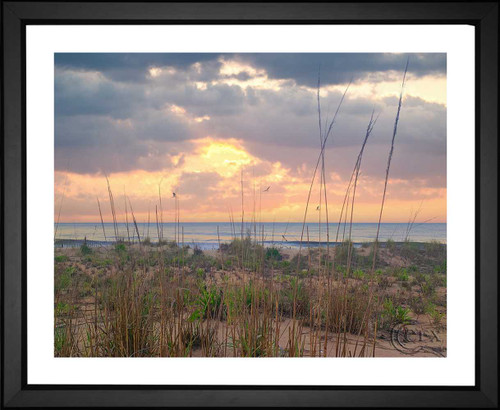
xmin=1 ymin=1 xmax=498 ymax=408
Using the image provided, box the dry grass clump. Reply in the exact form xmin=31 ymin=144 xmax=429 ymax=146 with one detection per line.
xmin=54 ymin=238 xmax=446 ymax=357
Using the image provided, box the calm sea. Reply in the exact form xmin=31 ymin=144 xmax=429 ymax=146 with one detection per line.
xmin=55 ymin=222 xmax=446 ymax=249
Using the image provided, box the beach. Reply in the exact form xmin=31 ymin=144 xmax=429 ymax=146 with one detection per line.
xmin=54 ymin=238 xmax=446 ymax=358
xmin=55 ymin=222 xmax=447 ymax=249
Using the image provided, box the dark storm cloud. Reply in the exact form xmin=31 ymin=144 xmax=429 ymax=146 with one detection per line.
xmin=55 ymin=109 xmax=194 ymax=148
xmin=55 ymin=53 xmax=445 ymax=86
xmin=55 ymin=69 xmax=144 ymax=118
xmin=55 ymin=65 xmax=246 ymax=120
xmin=236 ymin=53 xmax=446 ymax=87
xmin=55 ymin=53 xmax=223 ymax=82
xmin=55 ymin=53 xmax=446 ymax=185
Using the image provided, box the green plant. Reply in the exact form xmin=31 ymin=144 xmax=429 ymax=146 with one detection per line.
xmin=80 ymin=243 xmax=92 ymax=255
xmin=409 ymin=296 xmax=426 ymax=315
xmin=381 ymin=298 xmax=411 ymax=328
xmin=425 ymin=302 xmax=445 ymax=327
xmin=55 ymin=266 xmax=75 ymax=291
xmin=386 ymin=238 xmax=396 ymax=251
xmin=397 ymin=269 xmax=409 ymax=282
xmin=55 ymin=254 xmax=69 ymax=263
xmin=416 ymin=273 xmax=436 ymax=296
xmin=265 ymin=247 xmax=282 ymax=261
xmin=190 ymin=284 xmax=224 ymax=321
xmin=425 ymin=240 xmax=445 ymax=258
xmin=434 ymin=260 xmax=447 ymax=274
xmin=114 ymin=243 xmax=127 ymax=252
xmin=55 ymin=301 xmax=74 ymax=316
xmin=353 ymin=269 xmax=365 ymax=280
xmin=54 ymin=326 xmax=68 ymax=355
xmin=395 ymin=305 xmax=411 ymax=324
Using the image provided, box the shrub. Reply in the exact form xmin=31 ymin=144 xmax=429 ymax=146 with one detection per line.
xmin=115 ymin=243 xmax=127 ymax=253
xmin=381 ymin=298 xmax=411 ymax=329
xmin=377 ymin=276 xmax=391 ymax=290
xmin=80 ymin=243 xmax=92 ymax=255
xmin=401 ymin=241 xmax=419 ymax=258
xmin=409 ymin=296 xmax=426 ymax=315
xmin=434 ymin=260 xmax=447 ymax=274
xmin=55 ymin=266 xmax=75 ymax=292
xmin=416 ymin=273 xmax=436 ymax=296
xmin=395 ymin=305 xmax=411 ymax=324
xmin=55 ymin=301 xmax=74 ymax=316
xmin=425 ymin=302 xmax=445 ymax=327
xmin=265 ymin=247 xmax=282 ymax=261
xmin=54 ymin=326 xmax=68 ymax=356
xmin=190 ymin=284 xmax=224 ymax=321
xmin=353 ymin=269 xmax=365 ymax=280
xmin=55 ymin=254 xmax=69 ymax=263
xmin=430 ymin=274 xmax=446 ymax=288
xmin=425 ymin=240 xmax=445 ymax=258
xmin=397 ymin=269 xmax=409 ymax=282
xmin=386 ymin=238 xmax=396 ymax=251
xmin=334 ymin=240 xmax=354 ymax=263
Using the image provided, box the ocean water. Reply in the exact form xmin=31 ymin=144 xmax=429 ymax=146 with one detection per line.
xmin=54 ymin=222 xmax=446 ymax=249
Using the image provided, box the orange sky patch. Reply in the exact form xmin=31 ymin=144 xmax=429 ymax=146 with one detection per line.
xmin=55 ymin=138 xmax=446 ymax=224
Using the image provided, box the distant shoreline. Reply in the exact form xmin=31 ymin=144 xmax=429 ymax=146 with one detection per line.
xmin=54 ymin=238 xmax=447 ymax=250
xmin=55 ymin=221 xmax=447 ymax=225
xmin=54 ymin=221 xmax=447 ymax=248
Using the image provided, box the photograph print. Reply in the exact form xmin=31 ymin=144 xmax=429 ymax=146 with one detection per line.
xmin=53 ymin=52 xmax=447 ymax=358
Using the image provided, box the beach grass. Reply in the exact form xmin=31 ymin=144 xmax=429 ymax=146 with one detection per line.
xmin=54 ymin=239 xmax=446 ymax=357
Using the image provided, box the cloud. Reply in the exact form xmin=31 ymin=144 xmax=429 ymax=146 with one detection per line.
xmin=56 ymin=53 xmax=445 ymax=87
xmin=233 ymin=53 xmax=445 ymax=87
xmin=177 ymin=172 xmax=222 ymax=199
xmin=54 ymin=53 xmax=446 ymax=222
xmin=55 ymin=61 xmax=446 ymax=181
xmin=55 ymin=53 xmax=224 ymax=83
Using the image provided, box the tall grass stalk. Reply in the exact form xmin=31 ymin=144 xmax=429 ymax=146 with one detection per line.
xmin=54 ymin=171 xmax=69 ymax=240
xmin=357 ymin=58 xmax=410 ymax=350
xmin=158 ymin=180 xmax=164 ymax=241
xmin=371 ymin=58 xmax=409 ymax=270
xmin=105 ymin=175 xmax=119 ymax=241
xmin=147 ymin=202 xmax=151 ymax=239
xmin=128 ymin=197 xmax=141 ymax=244
xmin=124 ymin=188 xmax=131 ymax=242
xmin=345 ymin=111 xmax=378 ymax=277
xmin=155 ymin=205 xmax=160 ymax=244
xmin=296 ymin=81 xmax=351 ymax=271
xmin=96 ymin=197 xmax=107 ymax=242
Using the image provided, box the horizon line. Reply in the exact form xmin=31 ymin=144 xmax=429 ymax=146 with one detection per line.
xmin=55 ymin=221 xmax=447 ymax=224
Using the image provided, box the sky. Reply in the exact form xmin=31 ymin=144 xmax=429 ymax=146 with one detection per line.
xmin=54 ymin=53 xmax=446 ymax=224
